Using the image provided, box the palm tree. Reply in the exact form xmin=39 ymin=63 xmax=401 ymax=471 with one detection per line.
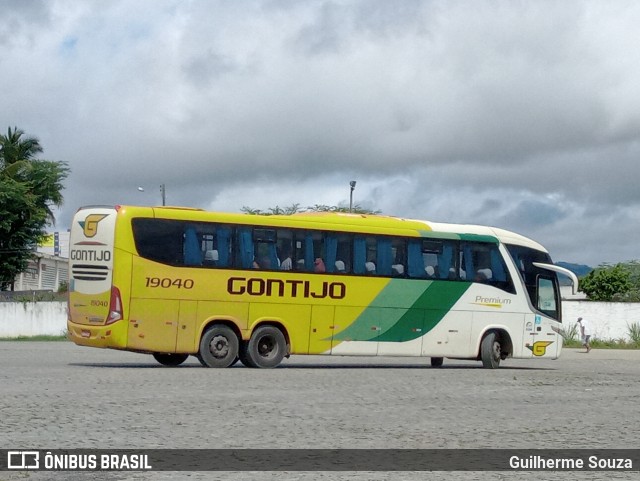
xmin=0 ymin=126 xmax=68 ymax=290
xmin=0 ymin=126 xmax=67 ymax=223
xmin=0 ymin=126 xmax=43 ymax=179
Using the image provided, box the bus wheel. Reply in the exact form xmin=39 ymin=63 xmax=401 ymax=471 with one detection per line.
xmin=198 ymin=325 xmax=240 ymax=368
xmin=238 ymin=341 xmax=257 ymax=368
xmin=197 ymin=355 xmax=239 ymax=367
xmin=246 ymin=325 xmax=286 ymax=369
xmin=480 ymin=332 xmax=501 ymax=369
xmin=430 ymin=357 xmax=444 ymax=368
xmin=153 ymin=353 xmax=189 ymax=366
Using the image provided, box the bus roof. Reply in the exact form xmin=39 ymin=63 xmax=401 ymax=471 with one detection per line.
xmin=99 ymin=205 xmax=548 ymax=253
xmin=426 ymin=221 xmax=547 ymax=252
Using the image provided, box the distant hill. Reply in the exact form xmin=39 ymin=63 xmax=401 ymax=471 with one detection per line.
xmin=555 ymin=262 xmax=592 ymax=285
xmin=556 ymin=262 xmax=592 ymax=277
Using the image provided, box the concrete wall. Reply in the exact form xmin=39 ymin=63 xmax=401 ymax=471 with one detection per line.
xmin=563 ymin=300 xmax=640 ymax=341
xmin=0 ymin=300 xmax=639 ymax=340
xmin=0 ymin=302 xmax=68 ymax=337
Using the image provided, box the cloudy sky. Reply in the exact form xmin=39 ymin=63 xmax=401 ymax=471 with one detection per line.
xmin=3 ymin=0 xmax=640 ymax=266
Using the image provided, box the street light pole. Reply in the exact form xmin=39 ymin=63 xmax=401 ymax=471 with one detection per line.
xmin=349 ymin=180 xmax=356 ymax=213
xmin=160 ymin=184 xmax=166 ymax=206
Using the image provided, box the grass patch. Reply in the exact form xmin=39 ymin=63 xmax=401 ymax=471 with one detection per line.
xmin=564 ymin=338 xmax=640 ymax=349
xmin=562 ymin=321 xmax=640 ymax=349
xmin=0 ymin=330 xmax=69 ymax=341
xmin=560 ymin=323 xmax=579 ymax=343
xmin=628 ymin=321 xmax=640 ymax=344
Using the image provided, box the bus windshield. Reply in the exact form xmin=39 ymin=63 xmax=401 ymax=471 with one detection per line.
xmin=505 ymin=244 xmax=560 ymax=320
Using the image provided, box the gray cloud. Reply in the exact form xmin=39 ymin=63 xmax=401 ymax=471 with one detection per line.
xmin=0 ymin=0 xmax=51 ymax=45
xmin=501 ymin=200 xmax=568 ymax=229
xmin=4 ymin=0 xmax=640 ymax=266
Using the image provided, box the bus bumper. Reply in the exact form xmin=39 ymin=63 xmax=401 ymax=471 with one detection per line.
xmin=67 ymin=320 xmax=127 ymax=349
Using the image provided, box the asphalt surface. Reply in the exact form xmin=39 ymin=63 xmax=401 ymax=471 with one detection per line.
xmin=1 ymin=342 xmax=639 ymax=480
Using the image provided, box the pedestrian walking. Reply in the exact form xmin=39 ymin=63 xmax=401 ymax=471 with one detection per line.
xmin=577 ymin=317 xmax=592 ymax=353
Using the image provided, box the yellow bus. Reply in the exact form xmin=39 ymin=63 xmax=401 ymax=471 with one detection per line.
xmin=67 ymin=205 xmax=578 ymax=369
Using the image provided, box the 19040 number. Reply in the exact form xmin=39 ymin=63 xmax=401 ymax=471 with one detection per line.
xmin=145 ymin=277 xmax=194 ymax=289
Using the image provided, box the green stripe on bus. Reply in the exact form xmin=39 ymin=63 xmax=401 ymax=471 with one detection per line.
xmin=332 ymin=280 xmax=429 ymax=342
xmin=377 ymin=281 xmax=471 ymax=342
xmin=332 ymin=280 xmax=470 ymax=343
xmin=458 ymin=233 xmax=499 ymax=243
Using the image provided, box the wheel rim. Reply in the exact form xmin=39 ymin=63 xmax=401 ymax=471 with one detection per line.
xmin=257 ymin=335 xmax=277 ymax=358
xmin=209 ymin=334 xmax=230 ymax=359
xmin=492 ymin=341 xmax=501 ymax=361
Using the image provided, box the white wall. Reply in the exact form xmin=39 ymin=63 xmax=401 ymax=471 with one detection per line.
xmin=0 ymin=300 xmax=639 ymax=340
xmin=563 ymin=301 xmax=640 ymax=341
xmin=0 ymin=302 xmax=67 ymax=337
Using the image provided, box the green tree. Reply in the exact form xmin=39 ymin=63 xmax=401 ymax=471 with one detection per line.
xmin=241 ymin=204 xmax=302 ymax=215
xmin=0 ymin=127 xmax=69 ymax=290
xmin=611 ymin=260 xmax=640 ymax=302
xmin=306 ymin=204 xmax=381 ymax=215
xmin=579 ymin=263 xmax=632 ymax=301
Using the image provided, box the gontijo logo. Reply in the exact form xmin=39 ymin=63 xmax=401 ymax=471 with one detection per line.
xmin=79 ymin=214 xmax=108 ymax=238
xmin=526 ymin=341 xmax=554 ymax=356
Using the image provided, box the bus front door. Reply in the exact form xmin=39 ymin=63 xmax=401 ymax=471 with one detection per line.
xmin=523 ymin=313 xmax=559 ymax=359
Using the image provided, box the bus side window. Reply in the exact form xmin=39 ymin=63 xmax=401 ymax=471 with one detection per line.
xmin=353 ymin=237 xmax=367 ymax=274
xmin=391 ymin=238 xmax=406 ymax=277
xmin=132 ymin=218 xmax=183 ymax=265
xmin=253 ymin=228 xmax=278 ymax=270
xmin=199 ymin=224 xmax=231 ymax=269
xmin=294 ymin=231 xmax=324 ymax=272
xmin=376 ymin=237 xmax=392 ymax=276
xmin=408 ymin=239 xmax=455 ymax=280
xmin=537 ymin=276 xmax=557 ymax=317
xmin=407 ymin=239 xmax=425 ymax=278
xmin=354 ymin=236 xmax=377 ymax=275
xmin=438 ymin=241 xmax=455 ymax=280
xmin=325 ymin=233 xmax=337 ymax=273
xmin=277 ymin=230 xmax=294 ymax=271
xmin=460 ymin=243 xmax=475 ymax=280
xmin=183 ymin=227 xmax=202 ymax=266
xmin=335 ymin=234 xmax=352 ymax=273
xmin=237 ymin=227 xmax=254 ymax=269
xmin=462 ymin=242 xmax=515 ymax=293
xmin=216 ymin=226 xmax=232 ymax=268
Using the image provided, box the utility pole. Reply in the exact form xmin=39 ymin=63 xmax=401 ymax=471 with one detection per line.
xmin=349 ymin=180 xmax=356 ymax=213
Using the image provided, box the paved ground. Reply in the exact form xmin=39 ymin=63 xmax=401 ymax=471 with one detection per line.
xmin=1 ymin=342 xmax=639 ymax=480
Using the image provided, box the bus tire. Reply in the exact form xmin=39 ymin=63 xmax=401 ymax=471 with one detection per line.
xmin=430 ymin=357 xmax=444 ymax=368
xmin=246 ymin=325 xmax=286 ymax=369
xmin=238 ymin=341 xmax=257 ymax=368
xmin=153 ymin=353 xmax=189 ymax=366
xmin=198 ymin=325 xmax=240 ymax=368
xmin=196 ymin=355 xmax=239 ymax=367
xmin=480 ymin=331 xmax=501 ymax=369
